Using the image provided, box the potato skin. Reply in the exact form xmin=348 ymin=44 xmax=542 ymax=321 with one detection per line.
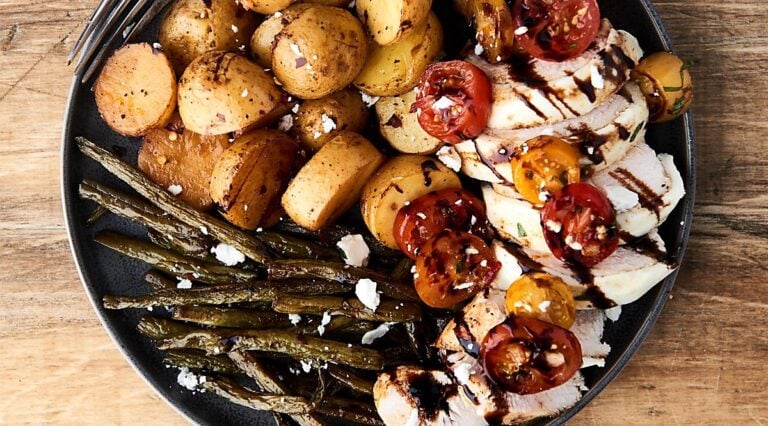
xmin=282 ymin=132 xmax=385 ymax=230
xmin=361 ymin=155 xmax=461 ymax=248
xmin=354 ymin=12 xmax=443 ymax=97
xmin=239 ymin=0 xmax=296 ymax=14
xmin=376 ymin=89 xmax=441 ymax=154
xmin=293 ymin=89 xmax=370 ymax=151
xmin=178 ymin=51 xmax=288 ymax=135
xmin=250 ymin=3 xmax=313 ymax=68
xmin=210 ymin=129 xmax=299 ymax=229
xmin=272 ymin=6 xmax=367 ymax=99
xmin=356 ymin=0 xmax=432 ymax=46
xmin=94 ymin=43 xmax=177 ymax=137
xmin=138 ymin=115 xmax=230 ymax=211
xmin=158 ymin=0 xmax=258 ymax=75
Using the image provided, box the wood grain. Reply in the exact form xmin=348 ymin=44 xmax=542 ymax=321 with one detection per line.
xmin=0 ymin=0 xmax=766 ymax=424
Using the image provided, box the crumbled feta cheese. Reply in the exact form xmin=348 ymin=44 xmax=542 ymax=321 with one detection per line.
xmin=361 ymin=322 xmax=394 ymax=344
xmin=416 ymin=212 xmax=427 ymax=220
xmin=465 ymin=247 xmax=479 ymax=255
xmin=538 ymin=191 xmax=549 ymax=202
xmin=291 ymin=103 xmax=300 ymax=113
xmin=361 ymin=92 xmax=380 ymax=107
xmin=452 ymin=360 xmax=473 ymax=385
xmin=231 ymin=24 xmax=238 ymax=33
xmin=288 ymin=314 xmax=302 ymax=325
xmin=317 ymin=311 xmax=332 ymax=336
xmin=436 ymin=145 xmax=462 ymax=172
xmin=432 ymin=96 xmax=455 ymax=111
xmin=277 ymin=114 xmax=294 ymax=132
xmin=241 ymin=88 xmax=249 ymax=98
xmin=590 ymin=64 xmax=605 ymax=90
xmin=545 ymin=220 xmax=562 ymax=233
xmin=545 ymin=351 xmax=565 ymax=367
xmin=603 ymin=185 xmax=640 ymax=212
xmin=347 ymin=0 xmax=355 ymax=8
xmin=147 ymin=306 xmax=153 ymax=312
xmin=320 ymin=113 xmax=337 ymax=133
xmin=605 ymin=306 xmax=622 ymax=322
xmin=514 ymin=26 xmax=529 ymax=35
xmin=538 ymin=300 xmax=551 ymax=312
xmin=355 ymin=279 xmax=380 ymax=311
xmin=177 ymin=367 xmax=205 ymax=391
xmin=274 ymin=11 xmax=283 ymax=17
xmin=565 ymin=235 xmax=583 ymax=251
xmin=176 ymin=279 xmax=193 ymax=289
xmin=474 ymin=43 xmax=484 ymax=55
xmin=405 ymin=409 xmax=420 ymax=426
xmin=454 ymin=282 xmax=474 ymax=290
xmin=313 ymin=130 xmax=322 ymax=139
xmin=167 ymin=184 xmax=183 ymax=196
xmin=300 ymin=360 xmax=312 ymax=373
xmin=152 ymin=42 xmax=162 ymax=50
xmin=514 ymin=301 xmax=533 ymax=312
xmin=289 ymin=43 xmax=303 ymax=57
xmin=336 ymin=234 xmax=370 ymax=267
xmin=211 ymin=243 xmax=245 ymax=266
xmin=199 ymin=226 xmax=208 ymax=235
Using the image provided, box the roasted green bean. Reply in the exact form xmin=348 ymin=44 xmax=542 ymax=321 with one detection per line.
xmin=172 ymin=306 xmax=292 ymax=329
xmin=163 ymin=349 xmax=240 ymax=375
xmin=201 ymin=376 xmax=312 ymax=414
xmin=273 ymin=294 xmax=422 ymax=322
xmin=142 ymin=270 xmax=177 ymax=291
xmin=326 ymin=365 xmax=375 ymax=395
xmin=256 ymin=231 xmax=340 ymax=261
xmin=106 ymin=283 xmax=277 ymax=309
xmin=137 ymin=316 xmax=198 ymax=340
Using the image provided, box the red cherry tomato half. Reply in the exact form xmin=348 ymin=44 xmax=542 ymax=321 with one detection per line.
xmin=414 ymin=230 xmax=501 ymax=308
xmin=512 ymin=0 xmax=601 ymax=62
xmin=413 ymin=60 xmax=493 ymax=144
xmin=481 ymin=315 xmax=582 ymax=395
xmin=393 ymin=189 xmax=491 ymax=260
xmin=540 ymin=183 xmax=619 ymax=267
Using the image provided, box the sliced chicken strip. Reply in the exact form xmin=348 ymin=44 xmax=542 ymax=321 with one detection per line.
xmin=468 ymin=20 xmax=643 ymax=130
xmin=455 ymin=82 xmax=649 ymax=184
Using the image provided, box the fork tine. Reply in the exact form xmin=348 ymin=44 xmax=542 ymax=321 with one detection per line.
xmin=79 ymin=0 xmax=153 ymax=83
xmin=67 ymin=0 xmax=121 ymax=65
xmin=74 ymin=0 xmax=137 ymax=79
xmin=119 ymin=0 xmax=175 ymax=46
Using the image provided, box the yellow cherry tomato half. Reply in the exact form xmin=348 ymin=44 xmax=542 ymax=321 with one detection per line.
xmin=504 ymin=272 xmax=576 ymax=329
xmin=512 ymin=136 xmax=580 ymax=206
xmin=631 ymin=52 xmax=694 ymax=123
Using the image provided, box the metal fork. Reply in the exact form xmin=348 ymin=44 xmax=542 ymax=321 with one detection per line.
xmin=68 ymin=0 xmax=175 ymax=84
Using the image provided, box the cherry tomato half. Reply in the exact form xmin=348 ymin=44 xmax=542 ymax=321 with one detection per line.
xmin=413 ymin=60 xmax=493 ymax=144
xmin=481 ymin=315 xmax=582 ymax=394
xmin=512 ymin=0 xmax=601 ymax=62
xmin=541 ymin=183 xmax=619 ymax=267
xmin=414 ymin=230 xmax=501 ymax=308
xmin=512 ymin=136 xmax=581 ymax=206
xmin=393 ymin=189 xmax=491 ymax=259
xmin=505 ymin=272 xmax=576 ymax=329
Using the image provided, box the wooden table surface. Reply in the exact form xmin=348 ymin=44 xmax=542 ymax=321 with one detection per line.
xmin=1 ymin=0 xmax=766 ymax=424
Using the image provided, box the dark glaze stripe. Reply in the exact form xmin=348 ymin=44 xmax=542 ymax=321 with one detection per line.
xmin=574 ymin=77 xmax=597 ymax=103
xmin=609 ymin=168 xmax=665 ymax=218
xmin=472 ymin=140 xmax=511 ymax=183
xmin=517 ymin=92 xmax=548 ymax=120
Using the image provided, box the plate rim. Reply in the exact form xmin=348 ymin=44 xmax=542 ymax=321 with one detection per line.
xmin=60 ymin=0 xmax=697 ymax=423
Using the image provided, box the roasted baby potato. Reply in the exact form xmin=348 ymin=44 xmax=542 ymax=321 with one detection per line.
xmin=272 ymin=5 xmax=367 ymax=99
xmin=375 ymin=89 xmax=441 ymax=154
xmin=158 ymin=0 xmax=258 ymax=74
xmin=138 ymin=115 xmax=230 ymax=211
xmin=356 ymin=0 xmax=432 ymax=46
xmin=354 ymin=12 xmax=443 ymax=97
xmin=631 ymin=52 xmax=694 ymax=123
xmin=239 ymin=0 xmax=296 ymax=14
xmin=210 ymin=129 xmax=299 ymax=229
xmin=301 ymin=0 xmax=349 ymax=5
xmin=94 ymin=43 xmax=177 ymax=137
xmin=178 ymin=51 xmax=288 ymax=135
xmin=250 ymin=3 xmax=312 ymax=68
xmin=282 ymin=132 xmax=385 ymax=230
xmin=293 ymin=89 xmax=370 ymax=151
xmin=361 ymin=155 xmax=462 ymax=248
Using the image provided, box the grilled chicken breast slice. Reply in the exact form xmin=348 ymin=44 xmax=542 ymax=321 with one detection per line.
xmin=455 ymin=82 xmax=649 ymax=184
xmin=468 ymin=19 xmax=643 ymax=130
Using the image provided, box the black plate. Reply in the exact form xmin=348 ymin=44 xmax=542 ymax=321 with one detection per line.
xmin=61 ymin=1 xmax=696 ymax=424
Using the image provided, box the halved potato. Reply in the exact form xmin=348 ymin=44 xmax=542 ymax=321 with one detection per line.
xmin=94 ymin=43 xmax=177 ymax=137
xmin=354 ymin=12 xmax=443 ymax=97
xmin=361 ymin=155 xmax=461 ymax=248
xmin=376 ymin=89 xmax=441 ymax=154
xmin=293 ymin=89 xmax=370 ymax=151
xmin=272 ymin=5 xmax=367 ymax=99
xmin=239 ymin=0 xmax=296 ymax=14
xmin=210 ymin=128 xmax=299 ymax=229
xmin=356 ymin=0 xmax=432 ymax=46
xmin=178 ymin=51 xmax=288 ymax=135
xmin=138 ymin=115 xmax=229 ymax=211
xmin=282 ymin=131 xmax=385 ymax=230
xmin=250 ymin=3 xmax=312 ymax=68
xmin=158 ymin=0 xmax=258 ymax=74
xmin=301 ymin=0 xmax=349 ymax=5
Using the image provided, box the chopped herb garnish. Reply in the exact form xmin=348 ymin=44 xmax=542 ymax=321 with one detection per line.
xmin=517 ymin=223 xmax=527 ymax=238
xmin=629 ymin=121 xmax=645 ymax=143
xmin=456 ymin=260 xmax=466 ymax=273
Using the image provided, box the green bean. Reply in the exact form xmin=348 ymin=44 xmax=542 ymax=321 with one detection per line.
xmin=391 ymin=257 xmax=414 ymax=281
xmin=107 ymin=279 xmax=350 ymax=310
xmin=172 ymin=306 xmax=292 ymax=329
xmin=76 ymin=137 xmax=270 ymax=264
xmin=267 ymin=259 xmax=418 ymax=302
xmin=86 ymin=205 xmax=108 ymax=226
xmin=273 ymin=294 xmax=422 ymax=322
xmin=275 ymin=219 xmax=398 ymax=259
xmin=96 ymin=232 xmax=260 ymax=285
xmin=137 ymin=316 xmax=198 ymax=340
xmin=163 ymin=349 xmax=240 ymax=375
xmin=200 ymin=376 xmax=312 ymax=414
xmin=317 ymin=399 xmax=384 ymax=426
xmin=147 ymin=228 xmax=211 ymax=261
xmin=256 ymin=231 xmax=340 ymax=261
xmin=143 ymin=270 xmax=177 ymax=291
xmin=228 ymin=351 xmax=326 ymax=426
xmin=326 ymin=365 xmax=375 ymax=395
